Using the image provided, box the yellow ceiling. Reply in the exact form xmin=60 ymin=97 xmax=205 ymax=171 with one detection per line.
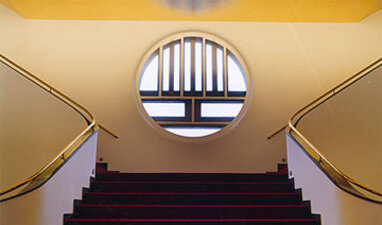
xmin=1 ymin=0 xmax=381 ymax=22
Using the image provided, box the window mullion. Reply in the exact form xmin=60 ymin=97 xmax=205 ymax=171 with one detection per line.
xmin=224 ymin=47 xmax=228 ymax=97
xmin=180 ymin=38 xmax=184 ymax=97
xmin=158 ymin=46 xmax=163 ymax=97
xmin=169 ymin=43 xmax=174 ymax=93
xmin=191 ymin=98 xmax=195 ymax=122
xmin=191 ymin=38 xmax=196 ymax=93
xmin=202 ymin=38 xmax=206 ymax=97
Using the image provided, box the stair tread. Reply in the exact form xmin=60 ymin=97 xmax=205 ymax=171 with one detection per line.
xmin=85 ymin=192 xmax=298 ymax=195
xmin=69 ymin=218 xmax=317 ymax=222
xmin=67 ymin=218 xmax=319 ymax=225
xmin=90 ymin=182 xmax=294 ymax=192
xmin=82 ymin=192 xmax=301 ymax=205
xmin=77 ymin=204 xmax=307 ymax=207
xmin=102 ymin=172 xmax=285 ymax=175
xmin=74 ymin=204 xmax=310 ymax=219
xmin=95 ymin=172 xmax=288 ymax=182
xmin=93 ymin=181 xmax=290 ymax=184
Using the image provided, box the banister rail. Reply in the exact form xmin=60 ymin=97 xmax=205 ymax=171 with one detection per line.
xmin=0 ymin=54 xmax=117 ymax=201
xmin=0 ymin=54 xmax=93 ymax=125
xmin=267 ymin=125 xmax=287 ymax=140
xmin=286 ymin=58 xmax=382 ymax=204
xmin=99 ymin=124 xmax=119 ymax=139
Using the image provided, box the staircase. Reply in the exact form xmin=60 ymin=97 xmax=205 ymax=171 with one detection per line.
xmin=65 ymin=163 xmax=320 ymax=225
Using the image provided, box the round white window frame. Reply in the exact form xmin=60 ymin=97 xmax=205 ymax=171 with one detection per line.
xmin=134 ymin=31 xmax=252 ymax=142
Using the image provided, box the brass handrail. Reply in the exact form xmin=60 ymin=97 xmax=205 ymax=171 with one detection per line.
xmin=99 ymin=124 xmax=119 ymax=139
xmin=0 ymin=54 xmax=114 ymax=201
xmin=287 ymin=57 xmax=382 ymax=203
xmin=0 ymin=124 xmax=96 ymax=196
xmin=267 ymin=125 xmax=287 ymax=140
xmin=0 ymin=54 xmax=93 ymax=124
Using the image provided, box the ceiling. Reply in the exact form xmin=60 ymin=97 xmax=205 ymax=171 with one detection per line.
xmin=1 ymin=0 xmax=381 ymax=22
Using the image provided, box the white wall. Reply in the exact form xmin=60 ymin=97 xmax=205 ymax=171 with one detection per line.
xmin=0 ymin=4 xmax=381 ymax=173
xmin=286 ymin=134 xmax=382 ymax=225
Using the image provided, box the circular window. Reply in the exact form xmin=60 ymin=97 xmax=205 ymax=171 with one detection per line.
xmin=135 ymin=32 xmax=251 ymax=139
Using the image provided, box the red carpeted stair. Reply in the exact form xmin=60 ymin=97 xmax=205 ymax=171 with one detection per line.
xmin=65 ymin=163 xmax=320 ymax=225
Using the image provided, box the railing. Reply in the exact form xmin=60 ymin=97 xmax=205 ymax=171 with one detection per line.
xmin=99 ymin=124 xmax=119 ymax=139
xmin=267 ymin=125 xmax=287 ymax=140
xmin=0 ymin=54 xmax=117 ymax=201
xmin=283 ymin=58 xmax=382 ymax=203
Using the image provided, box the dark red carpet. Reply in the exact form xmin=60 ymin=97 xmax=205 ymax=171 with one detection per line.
xmin=65 ymin=164 xmax=320 ymax=225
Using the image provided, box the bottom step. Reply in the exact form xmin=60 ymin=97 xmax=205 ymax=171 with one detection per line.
xmin=67 ymin=218 xmax=319 ymax=225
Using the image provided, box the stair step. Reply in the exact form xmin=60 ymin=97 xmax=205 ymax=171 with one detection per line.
xmin=83 ymin=192 xmax=301 ymax=205
xmin=67 ymin=218 xmax=319 ymax=225
xmin=96 ymin=173 xmax=288 ymax=182
xmin=90 ymin=181 xmax=294 ymax=193
xmin=73 ymin=204 xmax=310 ymax=219
xmin=67 ymin=165 xmax=320 ymax=225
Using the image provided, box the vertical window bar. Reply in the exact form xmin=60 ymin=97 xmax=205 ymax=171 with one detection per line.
xmin=158 ymin=46 xmax=163 ymax=96
xmin=180 ymin=38 xmax=184 ymax=97
xmin=206 ymin=42 xmax=213 ymax=92
xmin=195 ymin=38 xmax=202 ymax=92
xmin=174 ymin=41 xmax=180 ymax=92
xmin=191 ymin=98 xmax=195 ymax=122
xmin=169 ymin=43 xmax=174 ymax=93
xmin=191 ymin=38 xmax=196 ymax=92
xmin=224 ymin=47 xmax=228 ymax=97
xmin=212 ymin=43 xmax=218 ymax=93
xmin=184 ymin=39 xmax=191 ymax=92
xmin=217 ymin=46 xmax=224 ymax=92
xmin=202 ymin=38 xmax=206 ymax=97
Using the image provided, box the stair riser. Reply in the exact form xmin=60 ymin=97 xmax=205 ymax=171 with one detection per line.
xmin=96 ymin=174 xmax=288 ymax=182
xmin=67 ymin=220 xmax=319 ymax=225
xmin=83 ymin=194 xmax=301 ymax=205
xmin=90 ymin=183 xmax=294 ymax=193
xmin=74 ymin=206 xmax=310 ymax=219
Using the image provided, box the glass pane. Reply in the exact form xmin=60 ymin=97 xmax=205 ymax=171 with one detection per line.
xmin=201 ymin=102 xmax=243 ymax=118
xmin=206 ymin=42 xmax=213 ymax=91
xmin=217 ymin=47 xmax=224 ymax=92
xmin=164 ymin=127 xmax=221 ymax=137
xmin=162 ymin=47 xmax=170 ymax=91
xmin=142 ymin=102 xmax=185 ymax=117
xmin=184 ymin=40 xmax=191 ymax=91
xmin=195 ymin=39 xmax=202 ymax=92
xmin=228 ymin=54 xmax=246 ymax=92
xmin=139 ymin=53 xmax=158 ymax=91
xmin=174 ymin=42 xmax=180 ymax=91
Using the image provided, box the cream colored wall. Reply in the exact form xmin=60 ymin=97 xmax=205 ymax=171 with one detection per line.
xmin=0 ymin=58 xmax=85 ymax=189
xmin=0 ymin=4 xmax=381 ymax=173
xmin=297 ymin=65 xmax=382 ymax=191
